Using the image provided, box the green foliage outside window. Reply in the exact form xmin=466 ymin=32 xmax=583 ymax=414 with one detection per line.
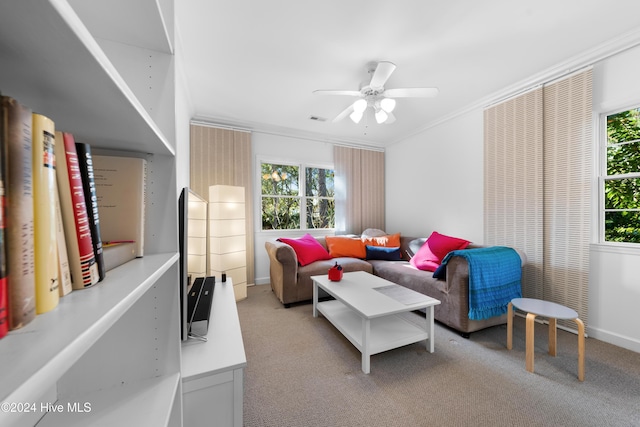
xmin=261 ymin=163 xmax=334 ymax=230
xmin=605 ymin=109 xmax=640 ymax=243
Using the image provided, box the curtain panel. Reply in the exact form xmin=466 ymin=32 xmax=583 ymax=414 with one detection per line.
xmin=483 ymin=69 xmax=592 ymax=329
xmin=333 ymin=146 xmax=385 ymax=235
xmin=190 ymin=123 xmax=255 ymax=285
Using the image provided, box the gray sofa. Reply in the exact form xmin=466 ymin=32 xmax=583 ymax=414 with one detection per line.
xmin=265 ymin=235 xmax=524 ymax=336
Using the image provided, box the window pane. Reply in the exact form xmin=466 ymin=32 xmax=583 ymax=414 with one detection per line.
xmin=306 ymin=198 xmax=335 ymax=229
xmin=305 ymin=168 xmax=334 ymax=197
xmin=605 ymin=211 xmax=640 ymax=244
xmin=604 ymin=178 xmax=640 ymax=209
xmin=606 ymin=109 xmax=640 ymax=176
xmin=261 ymin=163 xmax=299 ymax=196
xmin=261 ymin=197 xmax=300 ymax=230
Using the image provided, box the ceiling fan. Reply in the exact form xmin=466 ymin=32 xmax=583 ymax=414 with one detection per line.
xmin=313 ymin=61 xmax=438 ymax=124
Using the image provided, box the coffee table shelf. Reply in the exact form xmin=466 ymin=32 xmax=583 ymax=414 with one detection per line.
xmin=312 ymin=271 xmax=440 ymax=373
xmin=317 ymin=300 xmax=430 ymax=356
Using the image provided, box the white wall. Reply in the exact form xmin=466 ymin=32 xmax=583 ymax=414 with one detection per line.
xmin=385 ymin=44 xmax=640 ymax=353
xmin=252 ymin=132 xmax=334 ymax=284
xmin=385 ymin=110 xmax=484 ymax=243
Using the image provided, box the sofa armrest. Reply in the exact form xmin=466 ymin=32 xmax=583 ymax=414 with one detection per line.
xmin=265 ymin=240 xmax=299 ymax=304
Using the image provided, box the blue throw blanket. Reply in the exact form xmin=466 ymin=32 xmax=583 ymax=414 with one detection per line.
xmin=437 ymin=246 xmax=522 ymax=320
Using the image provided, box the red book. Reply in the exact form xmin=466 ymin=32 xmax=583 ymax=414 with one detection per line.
xmin=54 ymin=131 xmax=99 ymax=289
xmin=0 ymin=123 xmax=7 ymax=338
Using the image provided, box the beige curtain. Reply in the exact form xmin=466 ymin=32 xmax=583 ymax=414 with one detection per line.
xmin=484 ymin=68 xmax=592 ymax=329
xmin=334 ymin=146 xmax=385 ymax=235
xmin=189 ymin=123 xmax=254 ymax=285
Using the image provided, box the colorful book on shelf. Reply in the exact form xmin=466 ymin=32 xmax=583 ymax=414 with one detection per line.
xmin=53 ymin=179 xmax=72 ymax=297
xmin=54 ymin=131 xmax=99 ymax=289
xmin=92 ymin=155 xmax=146 ymax=257
xmin=75 ymin=142 xmax=105 ymax=282
xmin=32 ymin=112 xmax=59 ymax=314
xmin=0 ymin=93 xmax=7 ymax=339
xmin=2 ymin=96 xmax=35 ymax=330
xmin=102 ymin=241 xmax=136 ymax=271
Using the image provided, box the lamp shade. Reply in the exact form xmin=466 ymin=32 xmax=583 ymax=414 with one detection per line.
xmin=375 ymin=109 xmax=388 ymax=124
xmin=353 ymin=98 xmax=367 ymax=113
xmin=350 ymin=110 xmax=363 ymax=123
xmin=380 ymin=98 xmax=396 ymax=113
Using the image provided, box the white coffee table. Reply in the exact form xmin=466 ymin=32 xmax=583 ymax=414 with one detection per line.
xmin=311 ymin=271 xmax=441 ymax=374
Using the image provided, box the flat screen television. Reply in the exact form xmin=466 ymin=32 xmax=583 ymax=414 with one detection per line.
xmin=179 ymin=187 xmax=209 ymax=341
xmin=178 ymin=187 xmax=189 ymax=341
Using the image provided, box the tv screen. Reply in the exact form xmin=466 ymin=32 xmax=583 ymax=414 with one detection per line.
xmin=178 ymin=187 xmax=189 ymax=341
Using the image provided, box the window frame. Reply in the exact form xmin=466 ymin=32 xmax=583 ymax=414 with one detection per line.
xmin=597 ymin=106 xmax=640 ymax=247
xmin=259 ymin=159 xmax=335 ymax=232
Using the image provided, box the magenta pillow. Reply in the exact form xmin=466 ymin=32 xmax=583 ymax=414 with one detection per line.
xmin=410 ymin=231 xmax=470 ymax=272
xmin=277 ymin=233 xmax=331 ymax=266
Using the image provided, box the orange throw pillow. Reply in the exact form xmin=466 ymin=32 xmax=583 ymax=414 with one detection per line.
xmin=362 ymin=232 xmax=400 ymax=248
xmin=325 ymin=236 xmax=366 ymax=259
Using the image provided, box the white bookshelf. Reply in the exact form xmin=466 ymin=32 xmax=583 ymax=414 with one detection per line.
xmin=0 ymin=1 xmax=181 ymax=426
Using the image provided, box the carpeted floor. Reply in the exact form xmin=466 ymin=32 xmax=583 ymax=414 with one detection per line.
xmin=237 ymin=285 xmax=640 ymax=427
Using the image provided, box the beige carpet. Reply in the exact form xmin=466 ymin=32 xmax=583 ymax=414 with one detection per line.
xmin=237 ymin=285 xmax=640 ymax=427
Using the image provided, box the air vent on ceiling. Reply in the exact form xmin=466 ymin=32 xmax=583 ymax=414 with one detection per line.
xmin=309 ymin=115 xmax=327 ymax=122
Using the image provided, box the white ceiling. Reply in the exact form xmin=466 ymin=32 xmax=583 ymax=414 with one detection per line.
xmin=177 ymin=0 xmax=640 ymax=148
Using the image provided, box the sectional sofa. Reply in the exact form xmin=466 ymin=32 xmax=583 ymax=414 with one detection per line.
xmin=265 ymin=233 xmax=525 ymax=336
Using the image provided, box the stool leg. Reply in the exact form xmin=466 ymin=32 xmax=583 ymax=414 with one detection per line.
xmin=575 ymin=318 xmax=585 ymax=381
xmin=548 ymin=317 xmax=557 ymax=356
xmin=526 ymin=313 xmax=536 ymax=373
xmin=507 ymin=302 xmax=513 ymax=350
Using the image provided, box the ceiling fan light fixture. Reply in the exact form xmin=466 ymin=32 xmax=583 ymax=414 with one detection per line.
xmin=350 ymin=110 xmax=363 ymax=123
xmin=375 ymin=109 xmax=388 ymax=124
xmin=380 ymin=97 xmax=396 ymax=113
xmin=353 ymin=98 xmax=367 ymax=113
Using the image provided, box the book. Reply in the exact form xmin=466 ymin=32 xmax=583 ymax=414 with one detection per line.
xmin=92 ymin=155 xmax=146 ymax=257
xmin=32 ymin=112 xmax=59 ymax=314
xmin=0 ymin=94 xmax=7 ymax=339
xmin=75 ymin=142 xmax=105 ymax=282
xmin=54 ymin=132 xmax=99 ymax=289
xmin=2 ymin=96 xmax=35 ymax=330
xmin=53 ymin=179 xmax=72 ymax=297
xmin=102 ymin=241 xmax=136 ymax=271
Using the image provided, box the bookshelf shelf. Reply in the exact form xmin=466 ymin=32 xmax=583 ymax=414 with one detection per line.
xmin=0 ymin=0 xmax=181 ymax=426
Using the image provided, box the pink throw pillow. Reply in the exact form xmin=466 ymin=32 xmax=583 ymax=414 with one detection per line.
xmin=410 ymin=231 xmax=470 ymax=272
xmin=278 ymin=233 xmax=331 ymax=266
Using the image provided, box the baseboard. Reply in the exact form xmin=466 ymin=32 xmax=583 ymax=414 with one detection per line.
xmin=254 ymin=277 xmax=270 ymax=285
xmin=587 ymin=326 xmax=640 ymax=353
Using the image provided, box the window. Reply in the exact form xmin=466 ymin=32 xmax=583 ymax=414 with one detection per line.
xmin=261 ymin=162 xmax=334 ymax=230
xmin=601 ymin=107 xmax=640 ymax=244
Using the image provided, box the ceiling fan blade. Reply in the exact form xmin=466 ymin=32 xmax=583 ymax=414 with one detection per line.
xmin=313 ymin=89 xmax=361 ymax=96
xmin=369 ymin=61 xmax=396 ymax=89
xmin=332 ymin=104 xmax=354 ymax=122
xmin=383 ymin=87 xmax=439 ymax=98
xmin=384 ymin=112 xmax=396 ymax=124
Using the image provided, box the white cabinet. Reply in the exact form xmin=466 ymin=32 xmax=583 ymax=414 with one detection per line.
xmin=182 ymin=279 xmax=246 ymax=427
xmin=0 ymin=1 xmax=181 ymax=426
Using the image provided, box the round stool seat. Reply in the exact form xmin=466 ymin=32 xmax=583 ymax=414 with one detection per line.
xmin=511 ymin=298 xmax=578 ymax=320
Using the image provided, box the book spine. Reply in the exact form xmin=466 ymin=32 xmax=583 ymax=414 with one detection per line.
xmin=75 ymin=142 xmax=105 ymax=281
xmin=2 ymin=96 xmax=35 ymax=330
xmin=0 ymin=95 xmax=8 ymax=339
xmin=32 ymin=113 xmax=59 ymax=314
xmin=54 ymin=179 xmax=72 ymax=297
xmin=54 ymin=132 xmax=99 ymax=289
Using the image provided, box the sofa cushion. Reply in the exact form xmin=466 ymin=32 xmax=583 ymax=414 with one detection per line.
xmin=410 ymin=231 xmax=470 ymax=272
xmin=365 ymin=245 xmax=401 ymax=261
xmin=325 ymin=236 xmax=366 ymax=258
xmin=277 ymin=233 xmax=331 ymax=266
xmin=362 ymin=232 xmax=401 ymax=248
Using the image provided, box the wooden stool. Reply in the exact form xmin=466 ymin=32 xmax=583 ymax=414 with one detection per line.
xmin=507 ymin=298 xmax=585 ymax=381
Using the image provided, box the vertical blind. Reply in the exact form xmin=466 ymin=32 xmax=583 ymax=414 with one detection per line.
xmin=484 ymin=69 xmax=592 ymax=329
xmin=189 ymin=124 xmax=255 ymax=285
